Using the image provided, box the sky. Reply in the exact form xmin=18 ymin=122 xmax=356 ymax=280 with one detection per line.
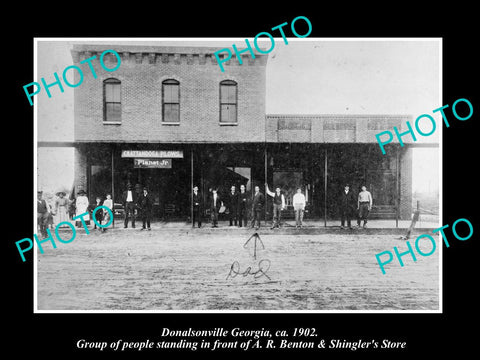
xmin=35 ymin=38 xmax=441 ymax=195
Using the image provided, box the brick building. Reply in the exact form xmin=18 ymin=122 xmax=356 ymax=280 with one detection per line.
xmin=71 ymin=44 xmax=413 ymax=221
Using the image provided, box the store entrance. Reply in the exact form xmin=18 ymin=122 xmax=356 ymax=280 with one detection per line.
xmin=135 ymin=167 xmax=190 ymax=220
xmin=114 ymin=155 xmax=190 ymax=220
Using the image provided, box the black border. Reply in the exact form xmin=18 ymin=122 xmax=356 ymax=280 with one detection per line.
xmin=7 ymin=6 xmax=478 ymax=357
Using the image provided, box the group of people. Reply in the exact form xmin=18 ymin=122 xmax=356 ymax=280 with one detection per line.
xmin=121 ymin=183 xmax=155 ymax=230
xmin=194 ymin=184 xmax=268 ymax=230
xmin=36 ymin=189 xmax=115 ymax=237
xmin=73 ymin=190 xmax=114 ymax=232
xmin=192 ymin=183 xmax=308 ymax=230
xmin=339 ymin=184 xmax=373 ymax=229
xmin=37 ymin=182 xmax=373 ymax=236
xmin=193 ymin=183 xmax=373 ymax=230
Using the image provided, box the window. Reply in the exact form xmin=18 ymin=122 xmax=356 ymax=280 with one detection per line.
xmin=103 ymin=78 xmax=121 ymax=122
xmin=162 ymin=79 xmax=180 ymax=123
xmin=220 ymin=80 xmax=237 ymax=123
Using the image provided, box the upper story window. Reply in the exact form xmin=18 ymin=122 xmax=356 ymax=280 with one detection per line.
xmin=103 ymin=78 xmax=121 ymax=123
xmin=220 ymin=80 xmax=237 ymax=124
xmin=162 ymin=79 xmax=180 ymax=123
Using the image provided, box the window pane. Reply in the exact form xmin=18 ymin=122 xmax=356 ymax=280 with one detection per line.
xmin=221 ymin=84 xmax=236 ymax=103
xmin=105 ymin=83 xmax=113 ymax=102
xmin=228 ymin=85 xmax=237 ymax=103
xmin=105 ymin=83 xmax=121 ymax=102
xmin=221 ymin=104 xmax=236 ymax=123
xmin=164 ymin=84 xmax=179 ymax=103
xmin=106 ymin=103 xmax=121 ymax=122
xmin=220 ymin=85 xmax=227 ymax=103
xmin=229 ymin=104 xmax=237 ymax=122
xmin=164 ymin=103 xmax=179 ymax=122
xmin=112 ymin=84 xmax=121 ymax=102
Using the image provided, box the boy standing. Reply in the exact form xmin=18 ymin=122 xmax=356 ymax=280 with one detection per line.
xmin=357 ymin=185 xmax=373 ymax=228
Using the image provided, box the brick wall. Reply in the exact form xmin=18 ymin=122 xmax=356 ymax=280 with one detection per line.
xmin=73 ymin=146 xmax=87 ymax=194
xmin=266 ymin=114 xmax=412 ymax=144
xmin=400 ymin=147 xmax=413 ymax=219
xmin=72 ymin=46 xmax=267 ymax=144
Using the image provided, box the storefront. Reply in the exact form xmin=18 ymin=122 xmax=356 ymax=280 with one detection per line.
xmin=79 ymin=141 xmax=408 ymax=222
xmin=70 ymin=44 xmax=415 ymax=224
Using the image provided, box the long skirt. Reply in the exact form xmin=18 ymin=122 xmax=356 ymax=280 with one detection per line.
xmin=75 ymin=212 xmax=91 ymax=227
xmin=55 ymin=205 xmax=69 ymax=227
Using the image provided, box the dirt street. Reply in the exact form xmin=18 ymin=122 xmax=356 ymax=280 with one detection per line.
xmin=36 ymin=227 xmax=439 ymax=311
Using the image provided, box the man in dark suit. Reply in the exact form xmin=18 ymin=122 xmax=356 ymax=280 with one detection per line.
xmin=339 ymin=183 xmax=356 ymax=229
xmin=227 ymin=185 xmax=238 ymax=226
xmin=137 ymin=186 xmax=154 ymax=230
xmin=122 ymin=183 xmax=138 ymax=228
xmin=37 ymin=191 xmax=49 ymax=237
xmin=192 ymin=185 xmax=203 ymax=228
xmin=251 ymin=185 xmax=265 ymax=230
xmin=208 ymin=188 xmax=223 ymax=228
xmin=237 ymin=184 xmax=248 ymax=227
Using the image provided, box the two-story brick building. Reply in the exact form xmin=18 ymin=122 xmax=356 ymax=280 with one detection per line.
xmin=71 ymin=44 xmax=413 ymax=222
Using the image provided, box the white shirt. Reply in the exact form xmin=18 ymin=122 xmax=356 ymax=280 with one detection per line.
xmin=358 ymin=191 xmax=373 ymax=206
xmin=103 ymin=199 xmax=113 ymax=210
xmin=126 ymin=190 xmax=133 ymax=202
xmin=293 ymin=193 xmax=306 ymax=208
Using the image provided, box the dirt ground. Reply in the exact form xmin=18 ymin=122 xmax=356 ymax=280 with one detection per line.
xmin=36 ymin=226 xmax=439 ymax=311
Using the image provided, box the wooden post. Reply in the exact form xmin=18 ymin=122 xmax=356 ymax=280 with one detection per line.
xmin=395 ymin=146 xmax=400 ymax=228
xmin=264 ymin=145 xmax=267 ymax=226
xmin=111 ymin=146 xmax=115 ymax=228
xmin=402 ymin=209 xmax=420 ymax=240
xmin=191 ymin=147 xmax=194 ymax=225
xmin=324 ymin=148 xmax=328 ymax=227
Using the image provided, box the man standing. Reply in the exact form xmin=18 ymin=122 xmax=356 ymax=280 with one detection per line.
xmin=357 ymin=185 xmax=373 ymax=228
xmin=122 ymin=183 xmax=137 ymax=228
xmin=251 ymin=185 xmax=265 ymax=230
xmin=292 ymin=187 xmax=306 ymax=229
xmin=137 ymin=186 xmax=154 ymax=230
xmin=227 ymin=185 xmax=238 ymax=226
xmin=209 ymin=188 xmax=222 ymax=228
xmin=265 ymin=183 xmax=285 ymax=229
xmin=37 ymin=191 xmax=49 ymax=237
xmin=339 ymin=183 xmax=355 ymax=229
xmin=192 ymin=185 xmax=203 ymax=228
xmin=237 ymin=184 xmax=248 ymax=227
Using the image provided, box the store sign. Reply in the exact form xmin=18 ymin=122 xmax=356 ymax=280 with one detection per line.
xmin=121 ymin=150 xmax=183 ymax=158
xmin=133 ymin=158 xmax=172 ymax=168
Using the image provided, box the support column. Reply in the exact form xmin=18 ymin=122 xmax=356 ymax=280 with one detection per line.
xmin=74 ymin=145 xmax=88 ymax=194
xmin=399 ymin=146 xmax=413 ymax=220
xmin=324 ymin=148 xmax=328 ymax=227
xmin=395 ymin=146 xmax=399 ymax=228
xmin=111 ymin=145 xmax=115 ymax=228
xmin=191 ymin=147 xmax=194 ymax=225
xmin=264 ymin=145 xmax=268 ymax=226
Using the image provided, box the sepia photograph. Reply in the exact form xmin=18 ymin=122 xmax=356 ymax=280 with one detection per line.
xmin=34 ymin=38 xmax=441 ymax=312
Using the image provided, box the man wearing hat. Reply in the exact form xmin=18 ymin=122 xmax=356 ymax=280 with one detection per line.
xmin=192 ymin=185 xmax=203 ymax=228
xmin=251 ymin=185 xmax=265 ymax=230
xmin=208 ymin=187 xmax=223 ymax=228
xmin=54 ymin=191 xmax=69 ymax=227
xmin=237 ymin=184 xmax=249 ymax=227
xmin=122 ymin=183 xmax=138 ymax=228
xmin=137 ymin=186 xmax=154 ymax=230
xmin=227 ymin=185 xmax=238 ymax=226
xmin=37 ymin=191 xmax=49 ymax=237
xmin=339 ymin=183 xmax=355 ymax=229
